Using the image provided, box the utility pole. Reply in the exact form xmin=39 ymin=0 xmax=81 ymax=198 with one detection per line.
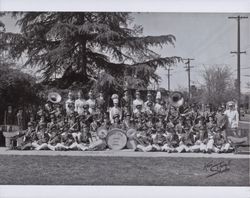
xmin=166 ymin=67 xmax=173 ymax=91
xmin=229 ymin=15 xmax=248 ymax=116
xmin=183 ymin=58 xmax=195 ymax=100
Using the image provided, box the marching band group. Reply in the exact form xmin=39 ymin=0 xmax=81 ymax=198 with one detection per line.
xmin=13 ymin=89 xmax=240 ymax=153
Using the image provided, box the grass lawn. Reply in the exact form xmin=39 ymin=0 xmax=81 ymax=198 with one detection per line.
xmin=0 ymin=155 xmax=249 ymax=186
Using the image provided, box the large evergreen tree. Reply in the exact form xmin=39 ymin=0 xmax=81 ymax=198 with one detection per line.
xmin=0 ymin=12 xmax=181 ymax=91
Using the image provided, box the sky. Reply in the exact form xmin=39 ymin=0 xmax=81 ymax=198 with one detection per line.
xmin=132 ymin=13 xmax=250 ymax=93
xmin=1 ymin=13 xmax=250 ymax=92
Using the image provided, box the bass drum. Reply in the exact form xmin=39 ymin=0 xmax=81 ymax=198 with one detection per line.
xmin=106 ymin=128 xmax=127 ymax=150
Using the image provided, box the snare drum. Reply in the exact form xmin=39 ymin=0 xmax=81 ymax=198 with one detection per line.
xmin=97 ymin=126 xmax=108 ymax=139
xmin=126 ymin=128 xmax=137 ymax=139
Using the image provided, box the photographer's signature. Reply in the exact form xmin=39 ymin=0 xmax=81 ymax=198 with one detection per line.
xmin=203 ymin=160 xmax=231 ymax=177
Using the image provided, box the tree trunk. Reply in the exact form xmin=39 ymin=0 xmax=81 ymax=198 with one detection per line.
xmin=80 ymin=39 xmax=87 ymax=79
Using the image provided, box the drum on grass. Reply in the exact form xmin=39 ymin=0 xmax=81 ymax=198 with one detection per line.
xmin=126 ymin=128 xmax=137 ymax=139
xmin=106 ymin=128 xmax=127 ymax=150
xmin=126 ymin=128 xmax=137 ymax=149
xmin=97 ymin=126 xmax=108 ymax=139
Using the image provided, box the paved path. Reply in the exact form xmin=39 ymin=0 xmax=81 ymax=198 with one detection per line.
xmin=0 ymin=147 xmax=249 ymax=159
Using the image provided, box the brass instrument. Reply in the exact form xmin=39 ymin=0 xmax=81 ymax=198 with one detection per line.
xmin=169 ymin=91 xmax=184 ymax=107
xmin=48 ymin=92 xmax=62 ymax=104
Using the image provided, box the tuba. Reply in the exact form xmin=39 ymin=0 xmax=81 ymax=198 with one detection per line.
xmin=169 ymin=91 xmax=184 ymax=107
xmin=48 ymin=92 xmax=62 ymax=104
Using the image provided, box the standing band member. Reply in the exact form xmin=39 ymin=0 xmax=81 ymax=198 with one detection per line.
xmin=75 ymin=90 xmax=86 ymax=116
xmin=224 ymin=101 xmax=239 ymax=131
xmin=86 ymin=90 xmax=96 ymax=115
xmin=109 ymin=96 xmax=122 ymax=124
xmin=96 ymin=91 xmax=106 ymax=113
xmin=133 ymin=90 xmax=144 ymax=114
xmin=65 ymin=91 xmax=75 ymax=116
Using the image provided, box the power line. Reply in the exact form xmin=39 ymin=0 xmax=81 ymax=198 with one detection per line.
xmin=228 ymin=15 xmax=248 ymax=116
xmin=183 ymin=58 xmax=195 ymax=100
xmin=166 ymin=67 xmax=173 ymax=91
xmin=189 ymin=20 xmax=232 ymax=58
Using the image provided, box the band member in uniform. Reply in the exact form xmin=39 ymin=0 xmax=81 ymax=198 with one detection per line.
xmin=79 ymin=119 xmax=91 ymax=144
xmin=96 ymin=91 xmax=106 ymax=113
xmin=109 ymin=97 xmax=122 ymax=124
xmin=203 ymin=104 xmax=212 ymax=122
xmin=75 ymin=90 xmax=86 ymax=116
xmin=133 ymin=104 xmax=144 ymax=119
xmin=162 ymin=124 xmax=177 ymax=152
xmin=213 ymin=127 xmax=232 ymax=153
xmin=224 ymin=101 xmax=239 ymax=133
xmin=122 ymin=104 xmax=131 ymax=119
xmin=65 ymin=91 xmax=75 ymax=116
xmin=33 ymin=120 xmax=50 ymax=150
xmin=215 ymin=107 xmax=227 ymax=131
xmin=121 ymin=89 xmax=132 ymax=112
xmin=151 ymin=126 xmax=166 ymax=151
xmin=100 ymin=113 xmax=111 ymax=130
xmin=155 ymin=114 xmax=165 ymax=132
xmin=132 ymin=90 xmax=144 ymax=113
xmin=144 ymin=101 xmax=155 ymax=116
xmin=56 ymin=130 xmax=75 ymax=151
xmin=110 ymin=114 xmax=123 ymax=129
xmin=68 ymin=113 xmax=80 ymax=144
xmin=206 ymin=115 xmax=216 ymax=135
xmin=87 ymin=117 xmax=107 ymax=151
xmin=136 ymin=128 xmax=153 ymax=152
xmin=154 ymin=95 xmax=163 ymax=115
xmin=54 ymin=105 xmax=63 ymax=119
xmin=190 ymin=118 xmax=207 ymax=153
xmin=44 ymin=101 xmax=54 ymax=119
xmin=144 ymin=91 xmax=154 ymax=109
xmin=86 ymin=90 xmax=96 ymax=115
xmin=122 ymin=112 xmax=134 ymax=131
xmin=20 ymin=122 xmax=37 ymax=150
xmin=89 ymin=113 xmax=101 ymax=142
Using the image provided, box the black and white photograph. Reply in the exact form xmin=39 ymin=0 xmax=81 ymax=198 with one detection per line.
xmin=0 ymin=1 xmax=249 ymax=192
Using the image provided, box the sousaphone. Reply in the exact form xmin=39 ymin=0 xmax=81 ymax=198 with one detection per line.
xmin=169 ymin=91 xmax=184 ymax=107
xmin=48 ymin=92 xmax=62 ymax=104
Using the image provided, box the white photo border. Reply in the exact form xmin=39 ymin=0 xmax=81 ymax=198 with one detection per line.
xmin=0 ymin=0 xmax=249 ymax=197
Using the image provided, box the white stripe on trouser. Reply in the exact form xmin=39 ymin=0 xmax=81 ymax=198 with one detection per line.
xmin=221 ymin=143 xmax=230 ymax=151
xmin=190 ymin=144 xmax=200 ymax=152
xmin=176 ymin=144 xmax=189 ymax=153
xmin=206 ymin=139 xmax=214 ymax=150
xmin=68 ymin=142 xmax=88 ymax=151
xmin=199 ymin=143 xmax=207 ymax=152
xmin=162 ymin=144 xmax=175 ymax=152
xmin=35 ymin=143 xmax=49 ymax=150
xmin=137 ymin=144 xmax=153 ymax=152
xmin=54 ymin=143 xmax=68 ymax=150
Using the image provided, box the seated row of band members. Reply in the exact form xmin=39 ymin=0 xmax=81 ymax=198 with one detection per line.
xmin=18 ymin=106 xmax=232 ymax=153
xmin=19 ymin=113 xmax=104 ymax=151
xmin=40 ymin=96 xmax=225 ymax=133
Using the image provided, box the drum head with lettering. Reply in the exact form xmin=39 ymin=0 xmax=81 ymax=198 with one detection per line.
xmin=106 ymin=128 xmax=127 ymax=150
